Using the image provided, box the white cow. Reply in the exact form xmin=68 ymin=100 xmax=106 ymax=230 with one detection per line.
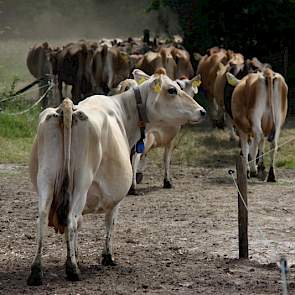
xmin=27 ymin=69 xmax=206 ymax=285
xmin=116 ymin=75 xmax=203 ymax=194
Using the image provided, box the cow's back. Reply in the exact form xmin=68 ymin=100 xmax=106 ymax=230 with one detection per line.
xmin=26 ymin=43 xmax=52 ymax=79
xmin=231 ymin=73 xmax=262 ymax=134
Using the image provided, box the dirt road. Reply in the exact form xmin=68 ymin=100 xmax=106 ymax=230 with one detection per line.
xmin=0 ymin=163 xmax=295 ymax=294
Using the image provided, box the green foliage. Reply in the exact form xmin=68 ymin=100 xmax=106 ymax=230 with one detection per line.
xmin=148 ymin=0 xmax=295 ymax=58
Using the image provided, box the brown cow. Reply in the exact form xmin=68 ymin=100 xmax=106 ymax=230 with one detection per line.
xmin=196 ymin=47 xmax=241 ymax=126
xmin=213 ymin=57 xmax=269 ymax=140
xmin=26 ymin=42 xmax=55 ymax=108
xmin=226 ymin=68 xmax=288 ymax=181
xmin=55 ymin=41 xmax=97 ymax=103
xmin=170 ymin=47 xmax=194 ymax=79
xmin=137 ymin=47 xmax=177 ymax=79
xmin=92 ymin=45 xmax=130 ymax=95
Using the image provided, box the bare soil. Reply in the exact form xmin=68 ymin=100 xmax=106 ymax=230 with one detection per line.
xmin=0 ymin=163 xmax=295 ymax=294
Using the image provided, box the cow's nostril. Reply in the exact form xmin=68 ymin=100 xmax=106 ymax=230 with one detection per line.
xmin=200 ymin=110 xmax=206 ymax=117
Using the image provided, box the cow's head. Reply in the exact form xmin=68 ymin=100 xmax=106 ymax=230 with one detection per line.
xmin=133 ymin=69 xmax=206 ymax=126
xmin=175 ymin=75 xmax=201 ymax=97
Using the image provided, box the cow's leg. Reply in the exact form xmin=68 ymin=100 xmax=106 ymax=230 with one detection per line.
xmin=64 ymin=185 xmax=90 ymax=281
xmin=27 ymin=186 xmax=53 ymax=286
xmin=137 ymin=133 xmax=155 ymax=181
xmin=163 ymin=141 xmax=174 ymax=188
xmin=58 ymin=79 xmax=64 ymax=102
xmin=129 ymin=152 xmax=141 ymax=195
xmin=136 ymin=154 xmax=146 ymax=184
xmin=239 ymin=131 xmax=250 ymax=178
xmin=102 ymin=205 xmax=119 ymax=266
xmin=65 ymin=216 xmax=80 ymax=281
xmin=257 ymin=137 xmax=267 ymax=180
xmin=129 ymin=134 xmax=154 ymax=195
xmin=267 ymin=139 xmax=278 ymax=182
xmin=210 ymin=96 xmax=224 ymax=128
xmin=39 ymin=79 xmax=49 ymax=109
xmin=225 ymin=113 xmax=238 ymax=141
xmin=74 ymin=216 xmax=83 ymax=261
xmin=71 ymin=85 xmax=80 ymax=104
xmin=64 ymin=190 xmax=88 ymax=281
xmin=249 ymin=132 xmax=262 ymax=178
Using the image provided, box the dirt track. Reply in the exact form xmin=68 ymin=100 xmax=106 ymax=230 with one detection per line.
xmin=0 ymin=163 xmax=295 ymax=294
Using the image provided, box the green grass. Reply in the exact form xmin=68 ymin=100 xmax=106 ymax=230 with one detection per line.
xmin=0 ymin=78 xmax=40 ymax=163
xmin=148 ymin=117 xmax=295 ymax=170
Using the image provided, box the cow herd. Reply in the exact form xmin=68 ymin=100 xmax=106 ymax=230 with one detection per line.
xmin=25 ymin=36 xmax=288 ymax=285
xmin=196 ymin=46 xmax=288 ymax=182
xmin=26 ymin=35 xmax=193 ymax=107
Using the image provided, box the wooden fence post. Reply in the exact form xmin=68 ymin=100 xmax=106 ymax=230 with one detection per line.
xmin=236 ymin=155 xmax=249 ymax=259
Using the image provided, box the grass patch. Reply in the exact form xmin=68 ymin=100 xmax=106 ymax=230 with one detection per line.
xmin=0 ymin=79 xmax=39 ymax=163
xmin=0 ymin=137 xmax=33 ymax=164
xmin=148 ymin=117 xmax=295 ymax=170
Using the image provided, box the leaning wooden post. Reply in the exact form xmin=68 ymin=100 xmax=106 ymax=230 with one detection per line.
xmin=236 ymin=155 xmax=249 ymax=259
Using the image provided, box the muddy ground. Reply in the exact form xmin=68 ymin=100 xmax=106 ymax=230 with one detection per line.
xmin=0 ymin=162 xmax=295 ymax=294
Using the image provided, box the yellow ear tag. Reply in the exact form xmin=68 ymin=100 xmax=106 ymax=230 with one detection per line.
xmin=153 ymin=83 xmax=161 ymax=93
xmin=228 ymin=77 xmax=237 ymax=87
xmin=138 ymin=77 xmax=146 ymax=85
xmin=192 ymin=80 xmax=201 ymax=88
xmin=226 ymin=73 xmax=239 ymax=87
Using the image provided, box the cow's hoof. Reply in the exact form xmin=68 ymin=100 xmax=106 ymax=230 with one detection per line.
xmin=66 ymin=260 xmax=81 ymax=281
xmin=249 ymin=170 xmax=258 ymax=178
xmin=257 ymin=166 xmax=267 ymax=181
xmin=128 ymin=186 xmax=138 ymax=195
xmin=163 ymin=179 xmax=173 ymax=189
xmin=102 ymin=254 xmax=116 ymax=266
xmin=27 ymin=264 xmax=43 ymax=286
xmin=267 ymin=167 xmax=276 ymax=182
xmin=136 ymin=172 xmax=143 ymax=184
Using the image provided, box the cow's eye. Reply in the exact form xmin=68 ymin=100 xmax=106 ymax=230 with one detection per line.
xmin=168 ymin=87 xmax=177 ymax=95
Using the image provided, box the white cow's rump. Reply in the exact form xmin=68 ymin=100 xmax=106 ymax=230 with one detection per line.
xmin=27 ymin=70 xmax=206 ymax=285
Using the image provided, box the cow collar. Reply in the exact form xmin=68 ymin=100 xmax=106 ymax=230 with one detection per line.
xmin=133 ymin=87 xmax=149 ymax=153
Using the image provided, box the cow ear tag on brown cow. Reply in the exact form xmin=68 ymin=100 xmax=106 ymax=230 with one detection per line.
xmin=226 ymin=72 xmax=240 ymax=87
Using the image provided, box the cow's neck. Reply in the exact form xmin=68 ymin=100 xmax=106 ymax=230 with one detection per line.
xmin=113 ymin=84 xmax=149 ymax=149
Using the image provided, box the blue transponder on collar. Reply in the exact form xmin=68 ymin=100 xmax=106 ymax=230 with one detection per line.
xmin=136 ymin=141 xmax=145 ymax=154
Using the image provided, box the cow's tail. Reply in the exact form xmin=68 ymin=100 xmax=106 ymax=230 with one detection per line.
xmin=49 ymin=98 xmax=73 ymax=234
xmin=264 ymin=69 xmax=275 ymax=142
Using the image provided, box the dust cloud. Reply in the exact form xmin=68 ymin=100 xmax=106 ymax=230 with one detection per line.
xmin=0 ymin=0 xmax=181 ymax=40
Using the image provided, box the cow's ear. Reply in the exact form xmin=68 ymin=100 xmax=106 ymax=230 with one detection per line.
xmin=226 ymin=72 xmax=240 ymax=86
xmin=191 ymin=74 xmax=201 ymax=94
xmin=132 ymin=69 xmax=150 ymax=85
xmin=150 ymin=77 xmax=162 ymax=94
